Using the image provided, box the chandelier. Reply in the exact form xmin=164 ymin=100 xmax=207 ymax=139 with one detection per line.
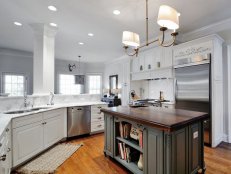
xmin=122 ymin=0 xmax=180 ymax=56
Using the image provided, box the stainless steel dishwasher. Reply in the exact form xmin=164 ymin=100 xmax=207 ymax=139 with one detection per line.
xmin=67 ymin=106 xmax=91 ymax=138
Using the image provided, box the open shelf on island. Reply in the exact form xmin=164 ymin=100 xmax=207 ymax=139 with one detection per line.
xmin=115 ymin=156 xmax=143 ymax=174
xmin=116 ymin=136 xmax=143 ymax=153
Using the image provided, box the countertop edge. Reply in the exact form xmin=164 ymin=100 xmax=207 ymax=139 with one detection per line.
xmin=101 ymin=108 xmax=209 ymax=132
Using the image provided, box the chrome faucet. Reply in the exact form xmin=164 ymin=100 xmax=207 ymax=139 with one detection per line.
xmin=48 ymin=92 xmax=54 ymax=105
xmin=24 ymin=91 xmax=30 ymax=108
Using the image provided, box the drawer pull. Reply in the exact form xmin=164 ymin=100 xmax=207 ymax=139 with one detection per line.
xmin=0 ymin=143 xmax=2 ymax=147
xmin=97 ymin=125 xmax=102 ymax=128
xmin=98 ymin=117 xmax=102 ymax=120
xmin=97 ymin=112 xmax=101 ymax=114
xmin=0 ymin=154 xmax=6 ymax=161
xmin=5 ymin=128 xmax=9 ymax=132
xmin=42 ymin=122 xmax=47 ymax=125
xmin=97 ymin=106 xmax=102 ymax=109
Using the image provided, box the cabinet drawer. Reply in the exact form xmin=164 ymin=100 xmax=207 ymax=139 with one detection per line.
xmin=12 ymin=113 xmax=43 ymax=129
xmin=91 ymin=121 xmax=104 ymax=132
xmin=91 ymin=104 xmax=107 ymax=111
xmin=91 ymin=115 xmax=104 ymax=122
xmin=43 ymin=108 xmax=65 ymax=120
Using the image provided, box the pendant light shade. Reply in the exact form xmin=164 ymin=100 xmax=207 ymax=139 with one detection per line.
xmin=122 ymin=31 xmax=140 ymax=47
xmin=157 ymin=5 xmax=180 ymax=30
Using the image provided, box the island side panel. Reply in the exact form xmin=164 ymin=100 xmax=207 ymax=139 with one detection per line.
xmin=104 ymin=114 xmax=114 ymax=157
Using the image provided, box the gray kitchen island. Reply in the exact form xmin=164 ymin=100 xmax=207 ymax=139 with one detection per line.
xmin=101 ymin=106 xmax=209 ymax=174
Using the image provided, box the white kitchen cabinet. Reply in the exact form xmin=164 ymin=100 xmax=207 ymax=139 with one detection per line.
xmin=44 ymin=114 xmax=65 ymax=149
xmin=13 ymin=121 xmax=44 ymax=167
xmin=12 ymin=108 xmax=67 ymax=167
xmin=161 ymin=47 xmax=173 ymax=68
xmin=91 ymin=104 xmax=107 ymax=133
xmin=0 ymin=124 xmax=11 ymax=174
xmin=132 ymin=57 xmax=139 ymax=72
xmin=144 ymin=49 xmax=154 ymax=71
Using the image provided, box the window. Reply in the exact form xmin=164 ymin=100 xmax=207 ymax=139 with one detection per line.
xmin=59 ymin=74 xmax=82 ymax=94
xmin=88 ymin=75 xmax=101 ymax=94
xmin=3 ymin=74 xmax=25 ymax=96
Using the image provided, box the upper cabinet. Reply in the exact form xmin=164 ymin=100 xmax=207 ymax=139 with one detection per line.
xmin=131 ymin=46 xmax=173 ymax=80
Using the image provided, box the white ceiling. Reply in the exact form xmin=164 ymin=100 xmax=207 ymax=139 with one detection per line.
xmin=0 ymin=0 xmax=231 ymax=62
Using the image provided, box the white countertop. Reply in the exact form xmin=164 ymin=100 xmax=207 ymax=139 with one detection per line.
xmin=0 ymin=101 xmax=107 ymax=137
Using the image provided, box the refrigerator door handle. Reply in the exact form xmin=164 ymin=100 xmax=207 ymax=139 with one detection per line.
xmin=175 ymin=79 xmax=178 ymax=100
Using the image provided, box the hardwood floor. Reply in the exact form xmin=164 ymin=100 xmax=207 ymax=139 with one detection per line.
xmin=56 ymin=133 xmax=231 ymax=174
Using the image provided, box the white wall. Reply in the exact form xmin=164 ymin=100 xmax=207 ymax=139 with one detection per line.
xmin=0 ymin=48 xmax=105 ymax=95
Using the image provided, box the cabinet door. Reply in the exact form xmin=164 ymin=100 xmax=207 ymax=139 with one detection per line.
xmin=153 ymin=47 xmax=162 ymax=69
xmin=13 ymin=121 xmax=44 ymax=167
xmin=138 ymin=53 xmax=145 ymax=71
xmin=44 ymin=114 xmax=65 ymax=149
xmin=144 ymin=127 xmax=164 ymax=174
xmin=104 ymin=114 xmax=114 ymax=157
xmin=144 ymin=49 xmax=154 ymax=71
xmin=161 ymin=47 xmax=173 ymax=68
xmin=132 ymin=57 xmax=139 ymax=72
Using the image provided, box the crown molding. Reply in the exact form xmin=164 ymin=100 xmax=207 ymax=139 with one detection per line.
xmin=0 ymin=48 xmax=33 ymax=58
xmin=182 ymin=17 xmax=231 ymax=42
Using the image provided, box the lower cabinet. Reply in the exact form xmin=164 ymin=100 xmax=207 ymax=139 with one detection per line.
xmin=44 ymin=114 xmax=65 ymax=149
xmin=13 ymin=122 xmax=44 ymax=166
xmin=91 ymin=104 xmax=107 ymax=133
xmin=0 ymin=123 xmax=12 ymax=174
xmin=12 ymin=108 xmax=66 ymax=167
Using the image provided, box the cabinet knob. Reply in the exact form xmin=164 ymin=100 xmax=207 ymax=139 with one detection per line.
xmin=5 ymin=128 xmax=9 ymax=132
xmin=97 ymin=106 xmax=102 ymax=109
xmin=0 ymin=154 xmax=6 ymax=161
xmin=7 ymin=148 xmax=11 ymax=152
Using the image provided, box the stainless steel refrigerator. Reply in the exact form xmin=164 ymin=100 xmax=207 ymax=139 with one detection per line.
xmin=175 ymin=62 xmax=211 ymax=146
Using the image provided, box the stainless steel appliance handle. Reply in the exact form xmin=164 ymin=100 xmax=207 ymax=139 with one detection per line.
xmin=175 ymin=79 xmax=178 ymax=100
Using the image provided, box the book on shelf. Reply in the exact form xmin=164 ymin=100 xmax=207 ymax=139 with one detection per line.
xmin=139 ymin=130 xmax=143 ymax=149
xmin=119 ymin=122 xmax=131 ymax=139
xmin=118 ymin=142 xmax=132 ymax=163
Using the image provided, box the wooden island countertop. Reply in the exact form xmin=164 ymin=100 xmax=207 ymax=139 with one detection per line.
xmin=101 ymin=106 xmax=209 ymax=132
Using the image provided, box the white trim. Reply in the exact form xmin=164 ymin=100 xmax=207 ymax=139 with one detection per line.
xmin=227 ymin=45 xmax=231 ymax=143
xmin=85 ymin=73 xmax=103 ymax=95
xmin=182 ymin=17 xmax=231 ymax=42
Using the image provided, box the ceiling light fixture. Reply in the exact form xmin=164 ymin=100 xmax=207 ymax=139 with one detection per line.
xmin=79 ymin=42 xmax=84 ymax=45
xmin=113 ymin=10 xmax=121 ymax=15
xmin=49 ymin=23 xmax=57 ymax=27
xmin=88 ymin=33 xmax=94 ymax=37
xmin=48 ymin=5 xmax=57 ymax=11
xmin=14 ymin=22 xmax=22 ymax=26
xmin=122 ymin=1 xmax=180 ymax=57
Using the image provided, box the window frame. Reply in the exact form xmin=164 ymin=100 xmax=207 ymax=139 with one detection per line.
xmin=86 ymin=73 xmax=103 ymax=95
xmin=1 ymin=72 xmax=28 ymax=96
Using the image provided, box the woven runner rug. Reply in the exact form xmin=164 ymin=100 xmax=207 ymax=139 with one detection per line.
xmin=15 ymin=143 xmax=83 ymax=174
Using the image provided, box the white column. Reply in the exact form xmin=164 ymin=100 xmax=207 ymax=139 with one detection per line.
xmin=227 ymin=44 xmax=231 ymax=142
xmin=30 ymin=24 xmax=58 ymax=95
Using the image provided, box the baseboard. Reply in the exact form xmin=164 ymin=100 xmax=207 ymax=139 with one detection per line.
xmin=213 ymin=136 xmax=224 ymax=147
xmin=223 ymin=134 xmax=229 ymax=143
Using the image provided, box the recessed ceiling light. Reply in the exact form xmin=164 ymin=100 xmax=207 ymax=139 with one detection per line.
xmin=113 ymin=10 xmax=121 ymax=15
xmin=49 ymin=23 xmax=57 ymax=27
xmin=48 ymin=5 xmax=57 ymax=11
xmin=14 ymin=22 xmax=22 ymax=26
xmin=88 ymin=33 xmax=94 ymax=37
xmin=79 ymin=42 xmax=84 ymax=45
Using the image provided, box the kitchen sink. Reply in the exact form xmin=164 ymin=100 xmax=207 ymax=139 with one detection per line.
xmin=4 ymin=107 xmax=51 ymax=114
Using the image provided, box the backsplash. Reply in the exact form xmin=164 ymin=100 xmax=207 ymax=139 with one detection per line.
xmin=130 ymin=79 xmax=175 ymax=102
xmin=0 ymin=94 xmax=101 ymax=112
